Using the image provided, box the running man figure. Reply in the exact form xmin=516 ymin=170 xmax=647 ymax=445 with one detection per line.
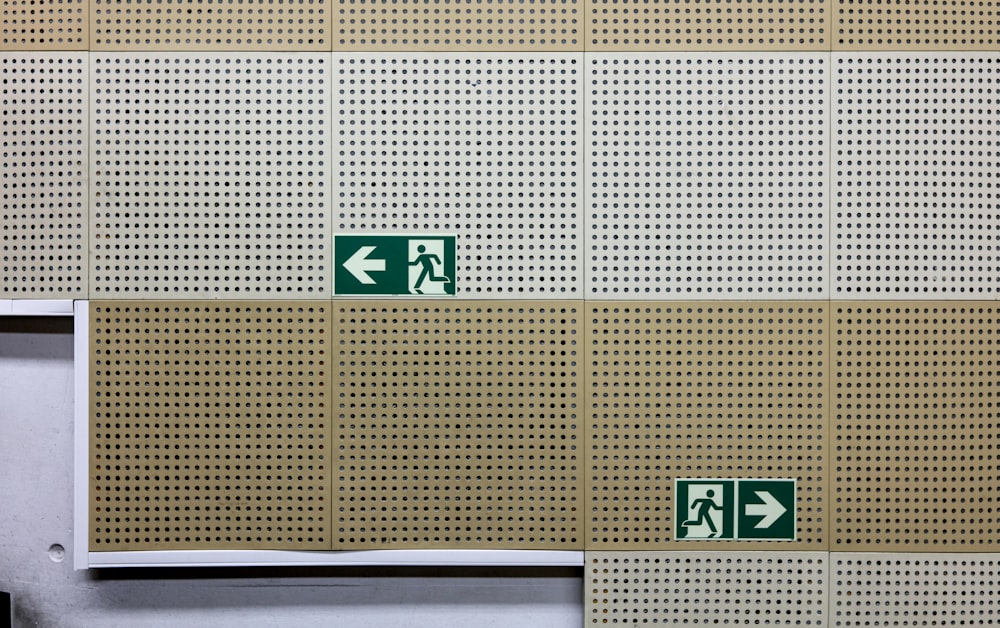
xmin=682 ymin=489 xmax=723 ymax=537
xmin=409 ymin=244 xmax=451 ymax=294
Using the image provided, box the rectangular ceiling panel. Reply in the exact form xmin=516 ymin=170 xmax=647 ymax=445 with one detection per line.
xmin=333 ymin=0 xmax=582 ymax=51
xmin=836 ymin=0 xmax=1000 ymax=51
xmin=587 ymin=0 xmax=832 ymax=51
xmin=1 ymin=53 xmax=88 ymax=298
xmin=834 ymin=53 xmax=1000 ymax=298
xmin=1 ymin=0 xmax=87 ymax=50
xmin=334 ymin=54 xmax=582 ymax=298
xmin=333 ymin=301 xmax=583 ymax=549
xmin=587 ymin=302 xmax=829 ymax=550
xmin=89 ymin=301 xmax=332 ymax=551
xmin=89 ymin=53 xmax=331 ymax=299
xmin=834 ymin=303 xmax=1000 ymax=551
xmin=90 ymin=0 xmax=331 ymax=51
xmin=588 ymin=551 xmax=829 ymax=625
xmin=586 ymin=54 xmax=830 ymax=299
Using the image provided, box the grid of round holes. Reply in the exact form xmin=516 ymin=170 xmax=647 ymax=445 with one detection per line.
xmin=1 ymin=54 xmax=87 ymax=298
xmin=334 ymin=54 xmax=581 ymax=298
xmin=833 ymin=304 xmax=1000 ymax=551
xmin=836 ymin=1 xmax=1000 ymax=50
xmin=587 ymin=54 xmax=829 ymax=298
xmin=833 ymin=555 xmax=1000 ymax=626
xmin=588 ymin=552 xmax=829 ymax=625
xmin=333 ymin=0 xmax=581 ymax=50
xmin=334 ymin=302 xmax=581 ymax=549
xmin=90 ymin=301 xmax=330 ymax=551
xmin=1 ymin=0 xmax=86 ymax=50
xmin=587 ymin=303 xmax=828 ymax=550
xmin=587 ymin=0 xmax=830 ymax=51
xmin=90 ymin=54 xmax=330 ymax=298
xmin=834 ymin=54 xmax=1000 ymax=298
xmin=90 ymin=0 xmax=329 ymax=50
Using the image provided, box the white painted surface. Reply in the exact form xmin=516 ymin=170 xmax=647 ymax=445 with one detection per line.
xmin=0 ymin=317 xmax=583 ymax=628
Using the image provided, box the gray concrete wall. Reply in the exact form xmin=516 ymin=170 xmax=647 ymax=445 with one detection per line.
xmin=0 ymin=317 xmax=582 ymax=628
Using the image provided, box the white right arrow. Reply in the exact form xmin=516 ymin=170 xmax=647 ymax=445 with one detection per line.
xmin=343 ymin=245 xmax=385 ymax=285
xmin=744 ymin=491 xmax=787 ymax=529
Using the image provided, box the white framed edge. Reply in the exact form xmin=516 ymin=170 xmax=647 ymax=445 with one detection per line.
xmin=0 ymin=299 xmax=75 ymax=316
xmin=88 ymin=550 xmax=585 ymax=569
xmin=73 ymin=300 xmax=90 ymax=570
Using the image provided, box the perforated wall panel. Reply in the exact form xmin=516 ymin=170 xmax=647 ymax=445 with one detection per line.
xmin=587 ymin=54 xmax=829 ymax=299
xmin=587 ymin=303 xmax=829 ymax=550
xmin=89 ymin=53 xmax=331 ymax=299
xmin=1 ymin=53 xmax=88 ymax=298
xmin=588 ymin=551 xmax=829 ymax=625
xmin=333 ymin=0 xmax=581 ymax=51
xmin=834 ymin=54 xmax=1000 ymax=298
xmin=833 ymin=554 xmax=1000 ymax=626
xmin=1 ymin=0 xmax=87 ymax=50
xmin=587 ymin=0 xmax=831 ymax=51
xmin=334 ymin=54 xmax=582 ymax=298
xmin=334 ymin=301 xmax=582 ymax=549
xmin=834 ymin=303 xmax=1000 ymax=551
xmin=836 ymin=1 xmax=1000 ymax=51
xmin=89 ymin=301 xmax=331 ymax=551
xmin=90 ymin=0 xmax=330 ymax=51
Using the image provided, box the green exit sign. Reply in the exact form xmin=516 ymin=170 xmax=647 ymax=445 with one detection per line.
xmin=675 ymin=478 xmax=796 ymax=541
xmin=333 ymin=235 xmax=456 ymax=297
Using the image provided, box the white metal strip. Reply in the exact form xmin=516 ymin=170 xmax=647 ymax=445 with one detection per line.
xmin=90 ymin=550 xmax=585 ymax=568
xmin=73 ymin=300 xmax=90 ymax=570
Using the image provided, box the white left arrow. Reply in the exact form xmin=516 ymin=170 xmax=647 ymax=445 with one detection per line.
xmin=343 ymin=245 xmax=385 ymax=284
xmin=744 ymin=491 xmax=787 ymax=529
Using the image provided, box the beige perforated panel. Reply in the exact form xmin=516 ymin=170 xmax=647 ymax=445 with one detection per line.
xmin=90 ymin=53 xmax=331 ymax=299
xmin=1 ymin=0 xmax=87 ymax=50
xmin=334 ymin=301 xmax=582 ymax=549
xmin=836 ymin=1 xmax=1000 ymax=51
xmin=90 ymin=0 xmax=330 ymax=51
xmin=333 ymin=0 xmax=581 ymax=51
xmin=588 ymin=551 xmax=829 ymax=625
xmin=833 ymin=554 xmax=1000 ymax=625
xmin=834 ymin=303 xmax=1000 ymax=551
xmin=587 ymin=303 xmax=829 ymax=550
xmin=1 ymin=53 xmax=87 ymax=298
xmin=587 ymin=0 xmax=831 ymax=51
xmin=89 ymin=301 xmax=331 ymax=551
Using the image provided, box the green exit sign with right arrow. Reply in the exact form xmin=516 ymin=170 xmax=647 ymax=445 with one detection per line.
xmin=675 ymin=478 xmax=796 ymax=541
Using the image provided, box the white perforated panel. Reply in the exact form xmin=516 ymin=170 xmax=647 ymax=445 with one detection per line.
xmin=334 ymin=54 xmax=582 ymax=298
xmin=1 ymin=53 xmax=88 ymax=298
xmin=333 ymin=0 xmax=581 ymax=51
xmin=587 ymin=54 xmax=829 ymax=299
xmin=89 ymin=53 xmax=331 ymax=298
xmin=90 ymin=0 xmax=330 ymax=51
xmin=588 ymin=551 xmax=829 ymax=625
xmin=834 ymin=54 xmax=1000 ymax=298
xmin=833 ymin=554 xmax=1000 ymax=626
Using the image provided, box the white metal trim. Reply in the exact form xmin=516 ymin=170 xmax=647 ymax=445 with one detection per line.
xmin=0 ymin=300 xmax=75 ymax=316
xmin=73 ymin=300 xmax=90 ymax=570
xmin=89 ymin=550 xmax=584 ymax=569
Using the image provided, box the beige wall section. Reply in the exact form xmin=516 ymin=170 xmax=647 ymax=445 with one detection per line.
xmin=89 ymin=0 xmax=331 ymax=50
xmin=587 ymin=0 xmax=831 ymax=51
xmin=333 ymin=301 xmax=584 ymax=549
xmin=0 ymin=0 xmax=88 ymax=50
xmin=833 ymin=303 xmax=1000 ymax=551
xmin=587 ymin=302 xmax=830 ymax=551
xmin=835 ymin=1 xmax=1000 ymax=51
xmin=89 ymin=301 xmax=332 ymax=551
xmin=332 ymin=0 xmax=582 ymax=51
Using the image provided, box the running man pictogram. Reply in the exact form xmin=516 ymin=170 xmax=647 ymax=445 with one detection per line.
xmin=409 ymin=243 xmax=451 ymax=294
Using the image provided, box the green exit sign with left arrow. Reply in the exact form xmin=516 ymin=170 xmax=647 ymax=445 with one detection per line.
xmin=333 ymin=235 xmax=456 ymax=297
